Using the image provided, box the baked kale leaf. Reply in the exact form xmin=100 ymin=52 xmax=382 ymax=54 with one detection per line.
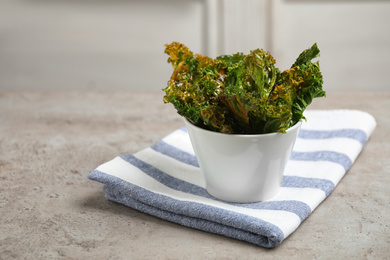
xmin=163 ymin=42 xmax=325 ymax=134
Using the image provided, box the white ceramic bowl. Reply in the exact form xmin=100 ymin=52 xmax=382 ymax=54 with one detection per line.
xmin=184 ymin=119 xmax=302 ymax=203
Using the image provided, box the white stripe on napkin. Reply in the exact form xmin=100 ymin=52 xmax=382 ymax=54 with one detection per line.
xmin=293 ymin=138 xmax=363 ymax=161
xmin=303 ymin=110 xmax=375 ymax=136
xmin=162 ymin=128 xmax=194 ymax=155
xmin=284 ymin=160 xmax=345 ymax=185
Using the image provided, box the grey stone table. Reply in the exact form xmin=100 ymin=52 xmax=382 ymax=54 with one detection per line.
xmin=1 ymin=90 xmax=389 ymax=259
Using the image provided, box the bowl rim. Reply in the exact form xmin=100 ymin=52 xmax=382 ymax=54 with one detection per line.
xmin=184 ymin=118 xmax=303 ymax=138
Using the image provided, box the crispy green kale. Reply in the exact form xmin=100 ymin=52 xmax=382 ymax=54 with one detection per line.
xmin=163 ymin=42 xmax=325 ymax=134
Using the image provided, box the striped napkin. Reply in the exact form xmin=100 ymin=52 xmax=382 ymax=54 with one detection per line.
xmin=88 ymin=110 xmax=376 ymax=248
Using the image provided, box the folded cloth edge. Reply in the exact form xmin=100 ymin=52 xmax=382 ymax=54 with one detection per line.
xmin=89 ymin=169 xmax=284 ymax=248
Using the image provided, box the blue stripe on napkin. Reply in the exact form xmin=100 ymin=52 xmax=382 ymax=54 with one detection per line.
xmin=119 ymin=154 xmax=209 ymax=198
xmin=151 ymin=141 xmax=199 ymax=167
xmin=290 ymin=151 xmax=352 ymax=171
xmin=298 ymin=129 xmax=367 ymax=145
xmin=282 ymin=176 xmax=334 ymax=196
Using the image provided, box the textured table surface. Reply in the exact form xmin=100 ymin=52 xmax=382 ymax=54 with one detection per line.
xmin=0 ymin=90 xmax=389 ymax=259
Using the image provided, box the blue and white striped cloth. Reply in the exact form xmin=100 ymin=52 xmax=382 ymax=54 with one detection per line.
xmin=88 ymin=110 xmax=376 ymax=248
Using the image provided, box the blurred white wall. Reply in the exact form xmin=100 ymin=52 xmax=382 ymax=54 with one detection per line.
xmin=270 ymin=0 xmax=390 ymax=92
xmin=0 ymin=0 xmax=205 ymax=90
xmin=1 ymin=0 xmax=389 ymax=91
